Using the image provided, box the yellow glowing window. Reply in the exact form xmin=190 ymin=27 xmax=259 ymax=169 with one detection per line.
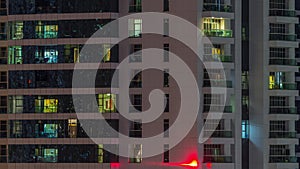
xmin=98 ymin=144 xmax=104 ymax=163
xmin=203 ymin=18 xmax=226 ymax=30
xmin=44 ymin=99 xmax=58 ymax=113
xmin=98 ymin=94 xmax=116 ymax=113
xmin=103 ymin=45 xmax=111 ymax=62
xmin=74 ymin=48 xmax=79 ymax=63
xmin=269 ymin=75 xmax=275 ymax=89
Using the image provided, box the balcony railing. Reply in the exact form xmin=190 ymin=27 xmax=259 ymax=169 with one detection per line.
xmin=203 ymin=105 xmax=233 ymax=113
xmin=269 ymin=83 xmax=297 ymax=90
xmin=203 ymin=54 xmax=233 ymax=62
xmin=129 ymin=5 xmax=142 ymax=13
xmin=269 ymin=9 xmax=296 ymax=17
xmin=269 ymin=107 xmax=297 ymax=115
xmin=203 ymin=156 xmax=233 ymax=163
xmin=203 ymin=80 xmax=233 ymax=88
xmin=269 ymin=58 xmax=297 ymax=66
xmin=203 ymin=3 xmax=233 ymax=12
xmin=269 ymin=131 xmax=297 ymax=138
xmin=269 ymin=33 xmax=297 ymax=41
xmin=203 ymin=29 xmax=233 ymax=38
xmin=269 ymin=156 xmax=297 ymax=163
xmin=204 ymin=130 xmax=233 ymax=138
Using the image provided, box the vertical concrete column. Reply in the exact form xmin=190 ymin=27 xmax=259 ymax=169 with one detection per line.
xmin=224 ymin=44 xmax=231 ymax=56
xmin=289 ymin=0 xmax=295 ymax=10
xmin=290 ymin=144 xmax=296 ymax=156
xmin=224 ymin=119 xmax=231 ymax=131
xmin=289 ymin=23 xmax=295 ymax=34
xmin=224 ymin=144 xmax=231 ymax=156
xmin=288 ymin=48 xmax=295 ymax=59
xmin=224 ymin=0 xmax=231 ymax=5
xmin=289 ymin=120 xmax=295 ymax=131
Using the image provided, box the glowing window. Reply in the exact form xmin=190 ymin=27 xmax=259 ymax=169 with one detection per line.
xmin=44 ymin=99 xmax=58 ymax=113
xmin=8 ymin=46 xmax=22 ymax=64
xmin=102 ymin=44 xmax=111 ymax=62
xmin=11 ymin=21 xmax=23 ymax=40
xmin=35 ymin=21 xmax=58 ymax=39
xmin=35 ymin=98 xmax=58 ymax=113
xmin=98 ymin=94 xmax=117 ymax=113
xmin=129 ymin=19 xmax=142 ymax=37
xmin=43 ymin=124 xmax=58 ymax=138
xmin=242 ymin=120 xmax=249 ymax=139
xmin=129 ymin=144 xmax=142 ymax=163
xmin=43 ymin=148 xmax=58 ymax=162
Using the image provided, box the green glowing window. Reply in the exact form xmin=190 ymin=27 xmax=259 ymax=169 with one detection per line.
xmin=36 ymin=21 xmax=58 ymax=39
xmin=8 ymin=46 xmax=22 ymax=64
xmin=11 ymin=21 xmax=23 ymax=40
xmin=43 ymin=124 xmax=58 ymax=138
xmin=98 ymin=94 xmax=117 ymax=113
xmin=43 ymin=148 xmax=58 ymax=162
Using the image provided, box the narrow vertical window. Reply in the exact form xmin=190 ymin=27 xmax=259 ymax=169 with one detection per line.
xmin=164 ymin=69 xmax=169 ymax=87
xmin=163 ymin=144 xmax=169 ymax=163
xmin=163 ymin=44 xmax=169 ymax=62
xmin=164 ymin=119 xmax=169 ymax=137
xmin=163 ymin=18 xmax=169 ymax=36
xmin=163 ymin=0 xmax=169 ymax=11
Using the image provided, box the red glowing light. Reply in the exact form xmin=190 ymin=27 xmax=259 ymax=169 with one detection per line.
xmin=206 ymin=162 xmax=212 ymax=169
xmin=110 ymin=163 xmax=120 ymax=168
xmin=180 ymin=160 xmax=199 ymax=168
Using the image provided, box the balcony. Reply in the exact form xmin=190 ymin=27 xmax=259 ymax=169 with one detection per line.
xmin=269 ymin=83 xmax=297 ymax=90
xmin=269 ymin=9 xmax=296 ymax=17
xmin=204 ymin=130 xmax=233 ymax=138
xmin=203 ymin=156 xmax=233 ymax=163
xmin=269 ymin=107 xmax=297 ymax=115
xmin=203 ymin=3 xmax=233 ymax=12
xmin=269 ymin=33 xmax=297 ymax=41
xmin=129 ymin=5 xmax=142 ymax=13
xmin=269 ymin=58 xmax=297 ymax=66
xmin=269 ymin=156 xmax=297 ymax=163
xmin=203 ymin=80 xmax=233 ymax=88
xmin=203 ymin=29 xmax=233 ymax=38
xmin=203 ymin=105 xmax=233 ymax=113
xmin=203 ymin=54 xmax=233 ymax=62
xmin=269 ymin=131 xmax=297 ymax=138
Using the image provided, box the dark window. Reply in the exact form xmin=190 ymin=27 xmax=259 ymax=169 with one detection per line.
xmin=163 ymin=0 xmax=169 ymax=11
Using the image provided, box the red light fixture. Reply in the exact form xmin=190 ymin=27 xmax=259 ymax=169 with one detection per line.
xmin=180 ymin=159 xmax=199 ymax=168
xmin=110 ymin=163 xmax=120 ymax=168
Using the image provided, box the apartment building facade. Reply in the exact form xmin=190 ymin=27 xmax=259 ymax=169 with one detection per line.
xmin=1 ymin=0 xmax=295 ymax=169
